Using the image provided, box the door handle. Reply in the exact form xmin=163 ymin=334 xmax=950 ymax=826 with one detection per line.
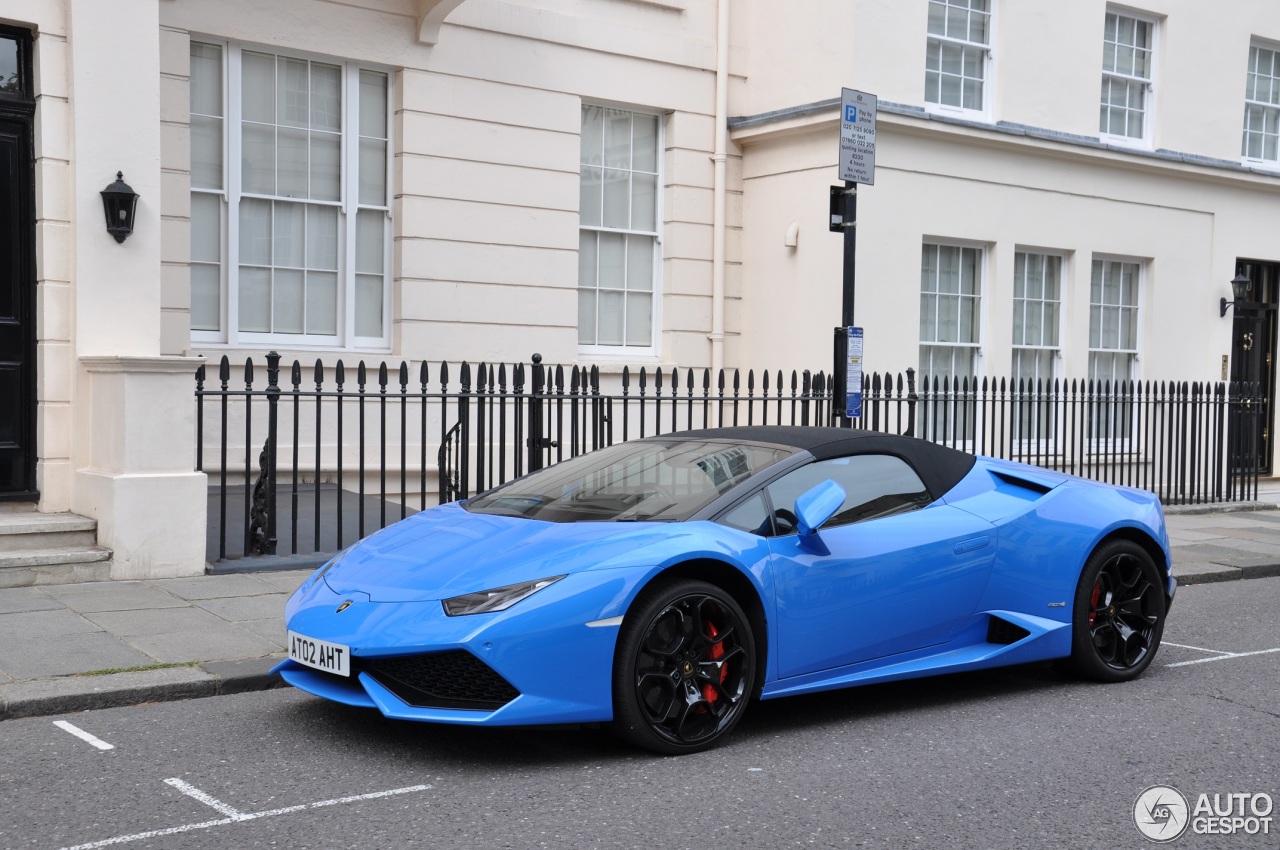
xmin=953 ymin=536 xmax=991 ymax=554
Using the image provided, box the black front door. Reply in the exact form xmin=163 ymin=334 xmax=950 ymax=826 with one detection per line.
xmin=0 ymin=26 xmax=36 ymax=499
xmin=1231 ymin=259 xmax=1278 ymax=476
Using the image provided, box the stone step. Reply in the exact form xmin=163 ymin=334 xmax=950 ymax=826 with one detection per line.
xmin=0 ymin=512 xmax=99 ymax=553
xmin=0 ymin=547 xmax=113 ymax=588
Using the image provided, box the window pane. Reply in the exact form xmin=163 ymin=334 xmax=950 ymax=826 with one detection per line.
xmin=355 ymin=274 xmax=383 ymax=337
xmin=354 ymin=209 xmax=383 ymax=274
xmin=190 ymin=43 xmax=223 ymax=116
xmin=578 ymin=231 xmax=598 ymax=290
xmin=359 ymin=138 xmax=387 ymax=205
xmin=578 ymin=290 xmax=596 ymax=344
xmin=277 ymin=128 xmax=309 ymax=198
xmin=191 ymin=192 xmax=221 ymax=263
xmin=311 ymin=133 xmax=341 ymax=201
xmin=598 ymin=291 xmax=624 ymax=345
xmin=242 ymin=51 xmax=275 ymax=124
xmin=191 ymin=115 xmax=223 ymax=190
xmin=242 ymin=123 xmax=275 ymax=194
xmin=580 ymin=166 xmax=602 ymax=227
xmin=274 ymin=268 xmax=305 ymax=333
xmin=309 ymin=205 xmax=340 ymax=271
xmin=306 ymin=271 xmax=337 ymax=334
xmin=278 ymin=57 xmax=309 ymax=128
xmin=273 ymin=202 xmax=305 ymax=267
xmin=632 ymin=113 xmax=658 ymax=172
xmin=625 ymin=292 xmax=651 ymax=346
xmin=603 ymin=109 xmax=631 ymax=169
xmin=627 ymin=235 xmax=654 ymax=291
xmin=355 ymin=273 xmax=378 ymax=337
xmin=239 ymin=199 xmax=272 ymax=265
xmin=631 ymin=172 xmax=656 ymax=232
xmin=602 ymin=169 xmax=629 ymax=229
xmin=359 ymin=71 xmax=388 ymax=138
xmin=238 ymin=266 xmax=271 ymax=332
xmin=191 ymin=264 xmax=221 ymax=332
xmin=311 ymin=63 xmax=342 ymax=132
xmin=581 ymin=105 xmax=604 ymax=167
xmin=599 ymin=232 xmax=625 ymax=289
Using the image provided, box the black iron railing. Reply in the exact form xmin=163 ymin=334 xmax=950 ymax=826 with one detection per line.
xmin=195 ymin=353 xmax=1263 ymax=562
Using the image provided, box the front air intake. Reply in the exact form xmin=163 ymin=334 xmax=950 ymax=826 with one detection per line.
xmin=360 ymin=650 xmax=520 ymax=711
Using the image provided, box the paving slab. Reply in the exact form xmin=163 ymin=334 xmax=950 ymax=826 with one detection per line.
xmin=237 ymin=617 xmax=287 ymax=649
xmin=151 ymin=573 xmax=283 ymax=600
xmin=1165 ymin=528 xmax=1230 ymax=543
xmin=255 ymin=571 xmax=309 ymax=593
xmin=122 ymin=625 xmax=282 ymax=664
xmin=82 ymin=606 xmax=225 ymax=637
xmin=1196 ymin=526 xmax=1280 ymax=544
xmin=0 ymin=608 xmax=100 ymax=639
xmin=0 ymin=632 xmax=155 ymax=678
xmin=193 ymin=593 xmax=291 ymax=622
xmin=40 ymin=582 xmax=186 ymax=613
xmin=0 ymin=587 xmax=63 ymax=615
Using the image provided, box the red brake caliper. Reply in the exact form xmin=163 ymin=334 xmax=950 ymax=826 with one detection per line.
xmin=701 ymin=621 xmax=729 ymax=704
xmin=1089 ymin=582 xmax=1102 ymax=627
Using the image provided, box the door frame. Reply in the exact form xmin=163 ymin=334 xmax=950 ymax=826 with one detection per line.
xmin=1230 ymin=259 xmax=1278 ymax=476
xmin=0 ymin=23 xmax=37 ymax=501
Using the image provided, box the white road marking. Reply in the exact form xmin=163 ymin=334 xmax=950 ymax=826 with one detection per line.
xmin=57 ymin=783 xmax=431 ymax=850
xmin=1162 ymin=641 xmax=1235 ymax=655
xmin=164 ymin=778 xmax=247 ymax=820
xmin=1166 ymin=647 xmax=1280 ymax=668
xmin=52 ymin=721 xmax=114 ymax=751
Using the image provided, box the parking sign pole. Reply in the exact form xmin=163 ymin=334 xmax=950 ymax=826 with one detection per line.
xmin=832 ymin=89 xmax=876 ymax=426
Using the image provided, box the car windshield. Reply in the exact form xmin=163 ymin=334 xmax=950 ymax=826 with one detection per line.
xmin=464 ymin=439 xmax=796 ymax=523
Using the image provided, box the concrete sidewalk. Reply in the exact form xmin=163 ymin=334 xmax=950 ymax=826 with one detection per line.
xmin=3 ymin=508 xmax=1280 ymax=722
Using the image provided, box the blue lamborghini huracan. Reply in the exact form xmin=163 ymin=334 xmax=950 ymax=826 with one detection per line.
xmin=275 ymin=426 xmax=1174 ymax=754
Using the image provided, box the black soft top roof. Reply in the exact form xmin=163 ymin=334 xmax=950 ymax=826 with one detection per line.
xmin=645 ymin=426 xmax=977 ymax=500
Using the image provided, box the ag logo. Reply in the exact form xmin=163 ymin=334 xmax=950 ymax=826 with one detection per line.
xmin=1134 ymin=785 xmax=1190 ymax=842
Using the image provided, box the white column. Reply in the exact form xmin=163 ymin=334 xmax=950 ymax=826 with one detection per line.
xmin=68 ymin=0 xmax=206 ymax=578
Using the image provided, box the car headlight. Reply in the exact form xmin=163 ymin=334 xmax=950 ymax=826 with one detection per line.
xmin=442 ymin=576 xmax=566 ymax=616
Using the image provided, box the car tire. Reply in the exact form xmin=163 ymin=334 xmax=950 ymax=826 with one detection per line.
xmin=1068 ymin=539 xmax=1166 ymax=683
xmin=612 ymin=578 xmax=756 ymax=755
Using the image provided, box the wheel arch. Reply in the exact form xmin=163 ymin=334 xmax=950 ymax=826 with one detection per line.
xmin=630 ymin=558 xmax=769 ymax=698
xmin=1089 ymin=526 xmax=1170 ymax=593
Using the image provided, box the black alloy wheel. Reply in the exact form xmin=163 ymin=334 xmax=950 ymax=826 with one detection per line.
xmin=612 ymin=578 xmax=756 ymax=755
xmin=1069 ymin=539 xmax=1166 ymax=682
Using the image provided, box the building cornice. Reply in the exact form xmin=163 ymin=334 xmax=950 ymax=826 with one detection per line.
xmin=729 ymin=98 xmax=1280 ymax=186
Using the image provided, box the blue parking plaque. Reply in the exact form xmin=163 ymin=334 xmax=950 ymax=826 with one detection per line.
xmin=846 ymin=327 xmax=863 ymax=419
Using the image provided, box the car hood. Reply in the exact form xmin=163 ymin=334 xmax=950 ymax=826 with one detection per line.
xmin=322 ymin=501 xmax=694 ymax=602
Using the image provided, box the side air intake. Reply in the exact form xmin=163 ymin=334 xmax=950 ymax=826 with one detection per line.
xmin=987 ymin=616 xmax=1031 ymax=645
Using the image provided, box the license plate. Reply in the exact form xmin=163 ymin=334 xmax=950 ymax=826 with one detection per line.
xmin=288 ymin=631 xmax=350 ymax=677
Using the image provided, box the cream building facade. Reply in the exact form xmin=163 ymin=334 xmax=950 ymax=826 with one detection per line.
xmin=2 ymin=0 xmax=1278 ymax=580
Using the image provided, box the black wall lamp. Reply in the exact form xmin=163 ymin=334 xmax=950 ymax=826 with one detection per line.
xmin=1220 ymin=271 xmax=1252 ymax=317
xmin=100 ymin=171 xmax=139 ymax=243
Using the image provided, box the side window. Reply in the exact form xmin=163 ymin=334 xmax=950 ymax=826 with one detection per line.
xmin=716 ymin=492 xmax=772 ymax=536
xmin=764 ymin=455 xmax=932 ymax=533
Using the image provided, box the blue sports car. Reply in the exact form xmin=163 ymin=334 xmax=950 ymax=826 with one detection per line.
xmin=275 ymin=426 xmax=1174 ymax=754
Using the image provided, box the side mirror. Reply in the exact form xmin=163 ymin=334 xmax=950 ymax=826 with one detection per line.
xmin=795 ymin=479 xmax=846 ymax=537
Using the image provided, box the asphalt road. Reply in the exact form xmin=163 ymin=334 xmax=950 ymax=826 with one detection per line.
xmin=2 ymin=578 xmax=1277 ymax=850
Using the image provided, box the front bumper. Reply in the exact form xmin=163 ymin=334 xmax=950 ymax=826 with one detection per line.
xmin=274 ymin=566 xmax=651 ymax=726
